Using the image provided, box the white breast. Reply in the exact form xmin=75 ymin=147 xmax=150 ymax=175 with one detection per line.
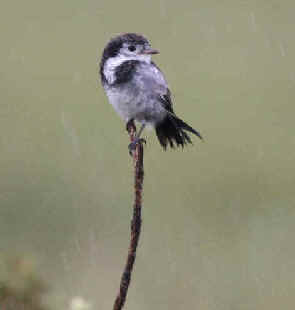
xmin=105 ymin=87 xmax=133 ymax=121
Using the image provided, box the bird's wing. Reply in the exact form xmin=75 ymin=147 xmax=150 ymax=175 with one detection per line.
xmin=149 ymin=62 xmax=175 ymax=114
xmin=158 ymin=89 xmax=175 ymax=114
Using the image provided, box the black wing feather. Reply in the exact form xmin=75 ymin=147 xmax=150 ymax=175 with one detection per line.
xmin=159 ymin=89 xmax=174 ymax=114
xmin=156 ymin=90 xmax=203 ymax=149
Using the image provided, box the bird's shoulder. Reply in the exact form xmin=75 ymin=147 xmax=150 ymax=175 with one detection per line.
xmin=139 ymin=61 xmax=166 ymax=83
xmin=140 ymin=62 xmax=174 ymax=113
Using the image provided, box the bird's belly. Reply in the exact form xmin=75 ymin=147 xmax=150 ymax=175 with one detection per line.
xmin=106 ymin=87 xmax=166 ymax=125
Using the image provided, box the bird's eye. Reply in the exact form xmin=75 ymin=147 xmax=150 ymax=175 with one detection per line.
xmin=128 ymin=45 xmax=136 ymax=52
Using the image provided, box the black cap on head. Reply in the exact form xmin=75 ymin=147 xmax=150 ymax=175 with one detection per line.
xmin=102 ymin=33 xmax=148 ymax=58
xmin=100 ymin=33 xmax=149 ymax=83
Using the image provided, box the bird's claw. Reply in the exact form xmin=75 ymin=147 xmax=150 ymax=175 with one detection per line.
xmin=128 ymin=138 xmax=146 ymax=156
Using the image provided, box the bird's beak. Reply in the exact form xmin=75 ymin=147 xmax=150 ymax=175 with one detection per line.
xmin=141 ymin=48 xmax=159 ymax=55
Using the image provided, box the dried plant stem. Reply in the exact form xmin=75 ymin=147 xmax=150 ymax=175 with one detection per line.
xmin=113 ymin=121 xmax=144 ymax=310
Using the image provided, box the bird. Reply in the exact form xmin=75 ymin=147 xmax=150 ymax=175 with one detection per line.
xmin=99 ymin=33 xmax=202 ymax=153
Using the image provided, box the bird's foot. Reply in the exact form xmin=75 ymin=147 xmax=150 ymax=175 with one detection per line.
xmin=128 ymin=138 xmax=146 ymax=156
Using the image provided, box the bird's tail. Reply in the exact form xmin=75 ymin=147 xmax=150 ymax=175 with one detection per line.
xmin=155 ymin=114 xmax=202 ymax=149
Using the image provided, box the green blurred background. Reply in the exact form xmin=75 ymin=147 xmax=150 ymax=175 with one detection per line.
xmin=1 ymin=0 xmax=295 ymax=309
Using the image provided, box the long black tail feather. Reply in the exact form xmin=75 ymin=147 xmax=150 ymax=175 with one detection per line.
xmin=155 ymin=115 xmax=202 ymax=150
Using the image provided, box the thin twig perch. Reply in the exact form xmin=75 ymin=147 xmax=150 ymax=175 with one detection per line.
xmin=113 ymin=121 xmax=144 ymax=310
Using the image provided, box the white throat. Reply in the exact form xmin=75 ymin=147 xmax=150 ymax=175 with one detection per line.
xmin=103 ymin=54 xmax=151 ymax=84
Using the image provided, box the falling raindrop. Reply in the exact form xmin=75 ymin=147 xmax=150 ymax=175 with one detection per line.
xmin=70 ymin=296 xmax=92 ymax=310
xmin=159 ymin=0 xmax=167 ymax=19
xmin=279 ymin=42 xmax=286 ymax=57
xmin=61 ymin=111 xmax=81 ymax=157
xmin=249 ymin=12 xmax=257 ymax=32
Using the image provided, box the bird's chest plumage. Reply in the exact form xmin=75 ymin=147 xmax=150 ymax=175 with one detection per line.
xmin=103 ymin=61 xmax=167 ymax=124
xmin=105 ymin=84 xmax=141 ymax=121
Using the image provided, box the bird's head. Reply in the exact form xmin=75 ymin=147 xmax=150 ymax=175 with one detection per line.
xmin=102 ymin=33 xmax=159 ymax=63
xmin=100 ymin=33 xmax=159 ymax=84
